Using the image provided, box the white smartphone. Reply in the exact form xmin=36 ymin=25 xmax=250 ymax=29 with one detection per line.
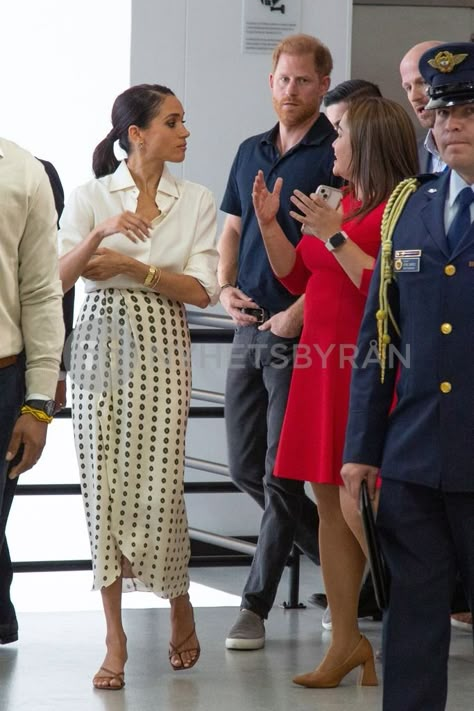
xmin=301 ymin=185 xmax=343 ymax=235
xmin=314 ymin=184 xmax=343 ymax=209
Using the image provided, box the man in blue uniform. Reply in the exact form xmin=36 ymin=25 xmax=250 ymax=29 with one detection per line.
xmin=218 ymin=34 xmax=340 ymax=649
xmin=342 ymin=42 xmax=474 ymax=711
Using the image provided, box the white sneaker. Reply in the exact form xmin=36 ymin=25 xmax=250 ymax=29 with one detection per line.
xmin=450 ymin=612 xmax=472 ymax=632
xmin=322 ymin=606 xmax=332 ymax=631
xmin=225 ymin=609 xmax=265 ymax=650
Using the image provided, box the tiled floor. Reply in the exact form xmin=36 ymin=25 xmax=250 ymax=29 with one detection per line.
xmin=1 ymin=561 xmax=472 ymax=711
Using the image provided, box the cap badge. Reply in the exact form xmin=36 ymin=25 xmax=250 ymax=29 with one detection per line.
xmin=428 ymin=50 xmax=468 ymax=74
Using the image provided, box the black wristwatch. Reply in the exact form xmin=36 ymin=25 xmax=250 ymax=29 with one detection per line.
xmin=325 ymin=231 xmax=348 ymax=252
xmin=25 ymin=399 xmax=56 ymax=417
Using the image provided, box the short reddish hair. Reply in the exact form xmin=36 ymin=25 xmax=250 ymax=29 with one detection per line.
xmin=272 ymin=34 xmax=333 ymax=76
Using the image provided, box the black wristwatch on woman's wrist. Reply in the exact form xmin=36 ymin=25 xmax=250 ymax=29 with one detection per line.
xmin=325 ymin=231 xmax=348 ymax=252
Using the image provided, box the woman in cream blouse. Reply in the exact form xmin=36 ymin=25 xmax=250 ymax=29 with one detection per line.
xmin=59 ymin=84 xmax=218 ymax=689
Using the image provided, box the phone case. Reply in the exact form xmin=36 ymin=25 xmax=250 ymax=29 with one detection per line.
xmin=315 ymin=185 xmax=342 ymax=210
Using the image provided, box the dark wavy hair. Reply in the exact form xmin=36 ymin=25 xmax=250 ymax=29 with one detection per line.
xmin=324 ymin=79 xmax=381 ymax=107
xmin=92 ymin=84 xmax=175 ymax=178
xmin=343 ymin=97 xmax=418 ymax=221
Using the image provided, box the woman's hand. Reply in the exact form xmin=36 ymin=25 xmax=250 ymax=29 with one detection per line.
xmin=93 ymin=211 xmax=151 ymax=244
xmin=290 ymin=190 xmax=342 ymax=241
xmin=252 ymin=170 xmax=283 ymax=227
xmin=82 ymin=247 xmax=130 ymax=281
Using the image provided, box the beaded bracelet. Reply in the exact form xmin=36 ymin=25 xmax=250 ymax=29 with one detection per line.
xmin=20 ymin=405 xmax=53 ymax=424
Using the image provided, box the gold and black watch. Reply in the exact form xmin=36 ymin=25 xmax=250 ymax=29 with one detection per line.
xmin=21 ymin=399 xmax=56 ymax=423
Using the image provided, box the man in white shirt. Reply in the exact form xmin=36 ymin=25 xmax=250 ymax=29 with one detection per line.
xmin=400 ymin=40 xmax=446 ymax=172
xmin=0 ymin=137 xmax=64 ymax=644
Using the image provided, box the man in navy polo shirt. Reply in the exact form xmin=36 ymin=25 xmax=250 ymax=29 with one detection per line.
xmin=218 ymin=33 xmax=340 ymax=650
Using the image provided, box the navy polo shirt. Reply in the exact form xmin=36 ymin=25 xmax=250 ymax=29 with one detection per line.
xmin=221 ymin=113 xmax=339 ymax=312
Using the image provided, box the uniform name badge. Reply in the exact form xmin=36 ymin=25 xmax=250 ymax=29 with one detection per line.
xmin=393 ymin=249 xmax=421 ymax=273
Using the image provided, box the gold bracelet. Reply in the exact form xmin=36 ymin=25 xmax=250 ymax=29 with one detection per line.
xmin=20 ymin=405 xmax=53 ymax=424
xmin=149 ymin=267 xmax=162 ymax=290
xmin=143 ymin=265 xmax=157 ymax=287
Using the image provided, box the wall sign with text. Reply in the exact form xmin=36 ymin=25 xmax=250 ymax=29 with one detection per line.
xmin=242 ymin=0 xmax=302 ymax=54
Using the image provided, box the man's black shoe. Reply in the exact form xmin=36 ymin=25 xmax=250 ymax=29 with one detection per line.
xmin=0 ymin=621 xmax=18 ymax=644
xmin=0 ymin=601 xmax=19 ymax=644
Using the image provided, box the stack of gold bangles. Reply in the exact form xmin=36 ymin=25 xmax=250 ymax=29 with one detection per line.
xmin=143 ymin=264 xmax=162 ymax=290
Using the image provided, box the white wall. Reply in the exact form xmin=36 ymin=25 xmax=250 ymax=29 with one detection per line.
xmin=4 ymin=1 xmax=132 ymax=564
xmin=0 ymin=0 xmax=131 ymax=198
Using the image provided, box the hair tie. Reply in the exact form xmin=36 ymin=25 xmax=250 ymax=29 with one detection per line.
xmin=107 ymin=129 xmax=117 ymax=143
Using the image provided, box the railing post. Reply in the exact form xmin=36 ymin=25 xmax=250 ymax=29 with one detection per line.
xmin=281 ymin=545 xmax=305 ymax=609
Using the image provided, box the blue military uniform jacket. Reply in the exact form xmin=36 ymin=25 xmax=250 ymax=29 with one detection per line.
xmin=344 ymin=169 xmax=474 ymax=492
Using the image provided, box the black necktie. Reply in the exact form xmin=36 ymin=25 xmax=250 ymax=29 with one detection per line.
xmin=447 ymin=187 xmax=474 ymax=252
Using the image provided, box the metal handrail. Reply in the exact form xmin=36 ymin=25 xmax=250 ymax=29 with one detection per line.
xmin=187 ymin=312 xmax=234 ymax=329
xmin=186 ymin=457 xmax=229 ymax=477
xmin=189 ymin=528 xmax=257 ymax=557
xmin=16 ymin=457 xmax=231 ymax=497
xmin=191 ymin=389 xmax=225 ymax=405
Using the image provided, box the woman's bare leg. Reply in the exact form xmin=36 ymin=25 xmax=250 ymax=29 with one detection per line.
xmin=311 ymin=482 xmax=367 ymax=670
xmin=169 ymin=592 xmax=200 ymax=669
xmin=93 ymin=576 xmax=128 ymax=689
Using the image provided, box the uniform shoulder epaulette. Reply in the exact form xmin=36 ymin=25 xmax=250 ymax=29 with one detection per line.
xmin=417 ymin=172 xmax=442 ymax=182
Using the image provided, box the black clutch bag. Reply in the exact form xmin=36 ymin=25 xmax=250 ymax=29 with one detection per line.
xmin=360 ymin=480 xmax=389 ymax=610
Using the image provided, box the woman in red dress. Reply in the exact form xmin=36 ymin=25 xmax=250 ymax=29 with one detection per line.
xmin=252 ymin=97 xmax=418 ymax=688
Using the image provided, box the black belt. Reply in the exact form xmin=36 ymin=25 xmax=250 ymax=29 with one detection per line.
xmin=240 ymin=307 xmax=272 ymax=324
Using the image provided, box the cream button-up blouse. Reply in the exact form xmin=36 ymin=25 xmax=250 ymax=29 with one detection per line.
xmin=58 ymin=161 xmax=219 ymax=304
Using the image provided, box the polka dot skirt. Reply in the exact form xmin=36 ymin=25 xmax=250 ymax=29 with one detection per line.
xmin=70 ymin=289 xmax=191 ymax=598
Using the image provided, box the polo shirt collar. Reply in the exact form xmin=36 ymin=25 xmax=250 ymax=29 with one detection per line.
xmin=261 ymin=112 xmax=334 ymax=148
xmin=108 ymin=160 xmax=180 ymax=198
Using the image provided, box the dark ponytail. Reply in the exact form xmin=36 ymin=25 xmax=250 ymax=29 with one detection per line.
xmin=92 ymin=132 xmax=119 ymax=179
xmin=92 ymin=84 xmax=175 ymax=179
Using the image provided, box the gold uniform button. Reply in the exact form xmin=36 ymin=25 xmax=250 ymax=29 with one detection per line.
xmin=440 ymin=323 xmax=452 ymax=335
xmin=440 ymin=381 xmax=452 ymax=394
xmin=444 ymin=264 xmax=456 ymax=276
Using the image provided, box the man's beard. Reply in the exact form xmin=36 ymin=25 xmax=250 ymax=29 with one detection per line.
xmin=272 ymin=97 xmax=319 ymax=128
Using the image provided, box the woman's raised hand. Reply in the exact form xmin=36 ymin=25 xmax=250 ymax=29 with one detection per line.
xmin=290 ymin=190 xmax=342 ymax=242
xmin=252 ymin=170 xmax=283 ymax=227
xmin=94 ymin=211 xmax=152 ymax=243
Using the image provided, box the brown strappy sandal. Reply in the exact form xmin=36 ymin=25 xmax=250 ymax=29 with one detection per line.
xmin=168 ymin=626 xmax=201 ymax=671
xmin=92 ymin=666 xmax=125 ymax=690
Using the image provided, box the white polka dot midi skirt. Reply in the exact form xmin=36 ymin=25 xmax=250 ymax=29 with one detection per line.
xmin=71 ymin=289 xmax=191 ymax=598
